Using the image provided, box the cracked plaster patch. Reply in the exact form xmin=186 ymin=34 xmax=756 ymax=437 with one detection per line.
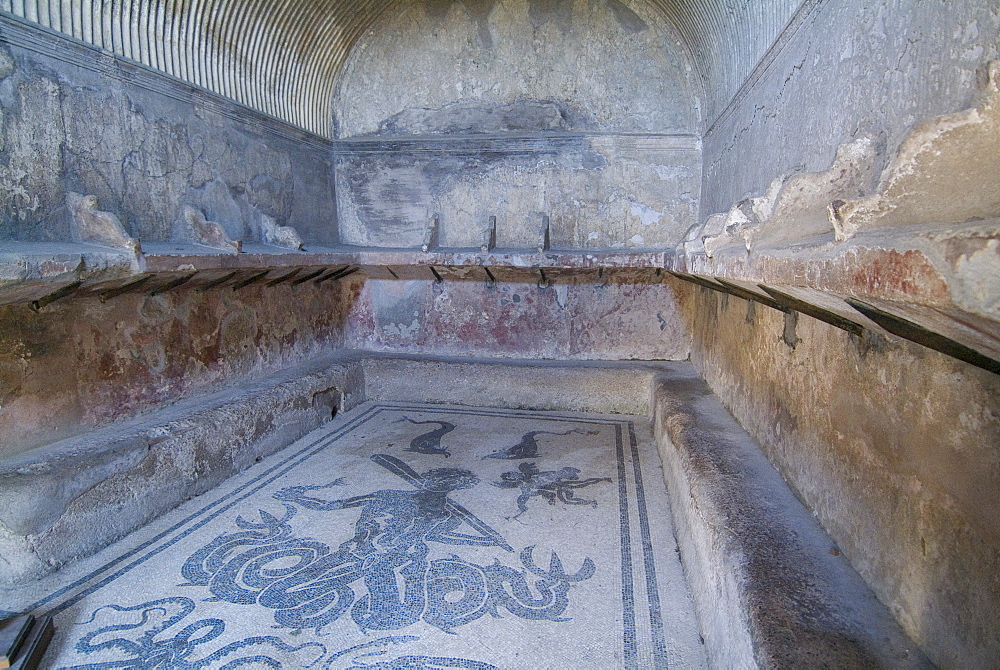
xmin=630 ymin=202 xmax=663 ymax=227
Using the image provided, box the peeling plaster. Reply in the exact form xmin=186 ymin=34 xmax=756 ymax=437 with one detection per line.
xmin=832 ymin=61 xmax=1000 ymax=239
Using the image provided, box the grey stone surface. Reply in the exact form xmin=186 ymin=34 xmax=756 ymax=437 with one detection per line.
xmin=702 ymin=0 xmax=1000 ymax=224
xmin=831 ymin=60 xmax=1000 ymax=240
xmin=651 ymin=366 xmax=932 ymax=669
xmin=0 ymin=355 xmax=364 ymax=586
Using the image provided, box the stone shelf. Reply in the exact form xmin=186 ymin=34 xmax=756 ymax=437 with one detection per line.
xmin=669 ymin=270 xmax=1000 ymax=376
xmin=0 ymin=241 xmax=137 ymax=277
xmin=0 ymin=242 xmax=138 ymax=307
xmin=0 ymin=240 xmax=675 ymax=307
xmin=677 ymin=220 xmax=1000 ymax=314
xmin=139 ymin=243 xmax=675 ymax=272
xmin=4 ymin=238 xmax=998 ymax=378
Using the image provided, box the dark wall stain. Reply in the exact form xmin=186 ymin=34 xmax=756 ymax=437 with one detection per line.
xmin=423 ymin=0 xmax=497 ymax=49
xmin=606 ymin=0 xmax=647 ymax=34
xmin=528 ymin=0 xmax=574 ymax=32
xmin=463 ymin=0 xmax=498 ymax=49
xmin=337 ymin=98 xmax=609 ymax=241
xmin=372 ymin=99 xmax=586 ymax=136
xmin=782 ymin=309 xmax=799 ymax=349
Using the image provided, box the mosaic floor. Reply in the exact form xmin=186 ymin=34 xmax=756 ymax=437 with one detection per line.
xmin=3 ymin=402 xmax=706 ymax=669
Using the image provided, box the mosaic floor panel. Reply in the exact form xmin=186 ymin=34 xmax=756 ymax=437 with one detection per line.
xmin=3 ymin=402 xmax=706 ymax=668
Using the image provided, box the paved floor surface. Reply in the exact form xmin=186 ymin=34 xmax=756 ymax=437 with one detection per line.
xmin=3 ymin=402 xmax=706 ymax=669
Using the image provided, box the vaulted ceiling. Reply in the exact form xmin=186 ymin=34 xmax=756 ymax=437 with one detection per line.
xmin=0 ymin=0 xmax=806 ymax=137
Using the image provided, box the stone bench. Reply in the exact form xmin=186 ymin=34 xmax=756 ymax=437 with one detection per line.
xmin=0 ymin=356 xmax=363 ymax=586
xmin=360 ymin=352 xmax=668 ymax=416
xmin=652 ymin=364 xmax=931 ymax=668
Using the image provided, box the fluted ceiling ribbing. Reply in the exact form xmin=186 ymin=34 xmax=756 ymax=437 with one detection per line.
xmin=0 ymin=0 xmax=806 ymax=138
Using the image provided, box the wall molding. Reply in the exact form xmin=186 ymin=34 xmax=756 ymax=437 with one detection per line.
xmin=333 ymin=132 xmax=701 ymax=156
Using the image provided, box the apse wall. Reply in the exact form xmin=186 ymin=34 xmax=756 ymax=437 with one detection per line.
xmin=332 ymin=0 xmax=703 ymax=250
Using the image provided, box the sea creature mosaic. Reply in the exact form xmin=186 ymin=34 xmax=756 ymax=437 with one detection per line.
xmin=3 ymin=403 xmax=702 ymax=668
xmin=484 ymin=429 xmax=598 ymax=460
xmin=395 ymin=418 xmax=457 ymax=457
xmin=180 ymin=454 xmax=594 ymax=633
xmin=493 ymin=462 xmax=612 ymax=519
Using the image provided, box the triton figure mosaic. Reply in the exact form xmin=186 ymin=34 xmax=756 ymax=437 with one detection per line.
xmin=178 ymin=454 xmax=594 ymax=634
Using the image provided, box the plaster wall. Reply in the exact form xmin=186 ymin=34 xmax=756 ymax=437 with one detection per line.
xmin=345 ymin=274 xmax=692 ymax=361
xmin=0 ymin=17 xmax=338 ymax=247
xmin=680 ymin=285 xmax=1000 ymax=667
xmin=333 ymin=0 xmax=702 ymax=250
xmin=702 ymin=0 xmax=1000 ymax=223
xmin=0 ymin=276 xmax=361 ymax=460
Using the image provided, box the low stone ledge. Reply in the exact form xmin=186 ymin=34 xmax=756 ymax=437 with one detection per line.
xmin=651 ymin=367 xmax=931 ymax=668
xmin=0 ymin=356 xmax=364 ymax=587
xmin=360 ymin=353 xmax=673 ymax=416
